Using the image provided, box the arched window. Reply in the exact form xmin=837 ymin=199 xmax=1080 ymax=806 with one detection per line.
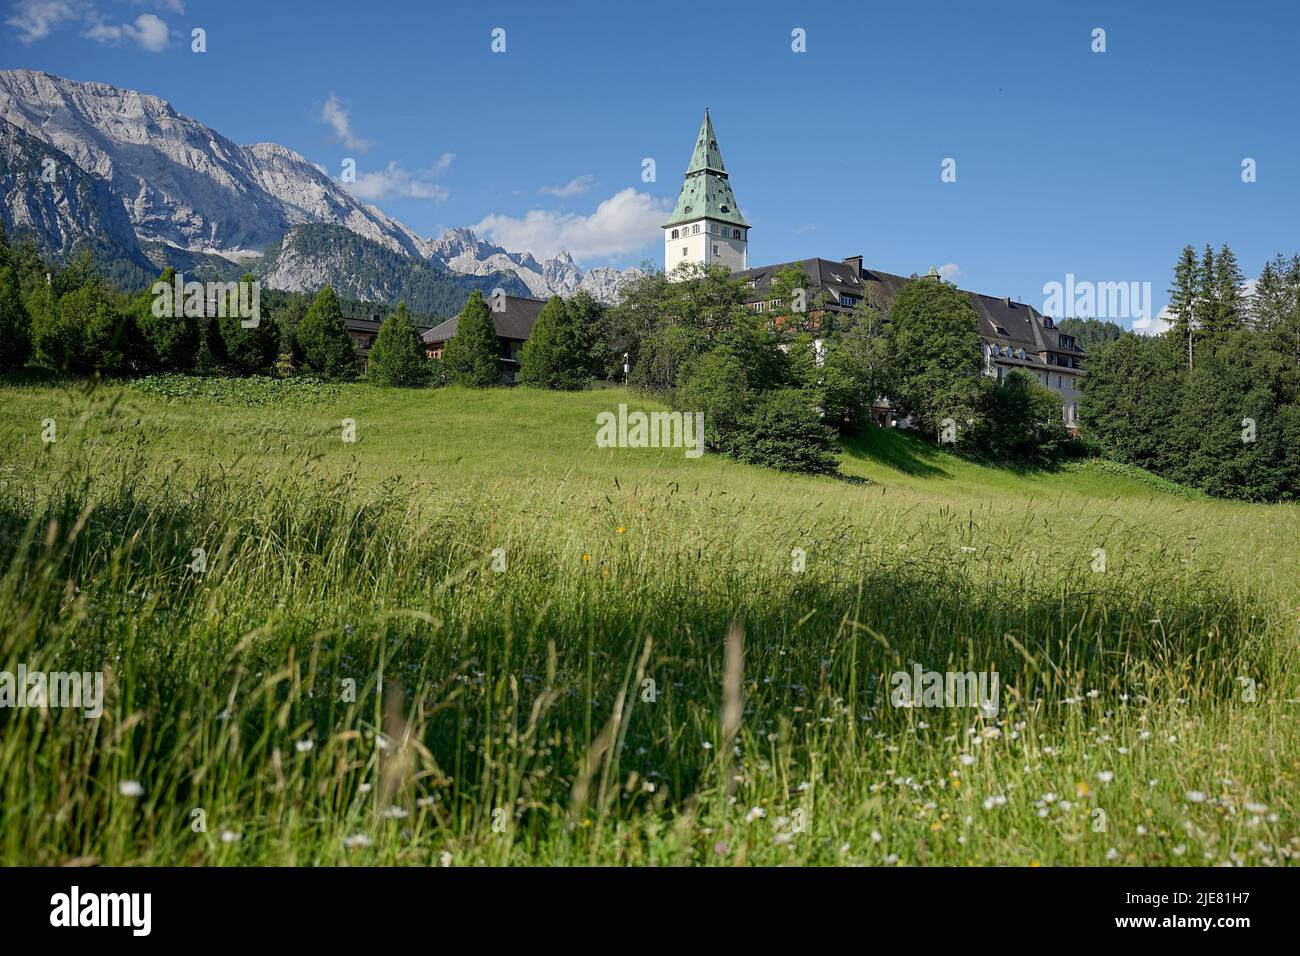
xmin=732 ymin=228 xmax=741 ymax=239
xmin=692 ymin=224 xmax=700 ymax=235
xmin=671 ymin=229 xmax=679 ymax=239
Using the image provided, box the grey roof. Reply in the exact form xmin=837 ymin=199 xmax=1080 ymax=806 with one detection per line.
xmin=345 ymin=316 xmax=432 ymax=335
xmin=421 ymin=295 xmax=547 ymax=344
xmin=735 ymin=258 xmax=1085 ymax=369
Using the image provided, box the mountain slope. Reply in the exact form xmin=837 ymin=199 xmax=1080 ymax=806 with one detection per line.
xmin=0 ymin=70 xmax=645 ymax=304
xmin=260 ymin=224 xmax=532 ymax=317
xmin=0 ymin=115 xmax=154 ymax=287
xmin=0 ymin=69 xmax=431 ymax=259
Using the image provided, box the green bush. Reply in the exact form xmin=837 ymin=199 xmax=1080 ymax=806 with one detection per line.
xmin=721 ymin=388 xmax=841 ymax=475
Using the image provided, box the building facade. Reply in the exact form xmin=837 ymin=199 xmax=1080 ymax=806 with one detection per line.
xmin=665 ymin=112 xmax=1084 ymax=425
xmin=663 ymin=110 xmax=749 ymax=275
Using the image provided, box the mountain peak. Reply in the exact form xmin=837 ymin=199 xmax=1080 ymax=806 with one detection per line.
xmin=0 ymin=70 xmax=641 ymax=304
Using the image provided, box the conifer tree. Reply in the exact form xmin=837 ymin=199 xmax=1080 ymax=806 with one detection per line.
xmin=217 ymin=272 xmax=278 ymax=373
xmin=520 ymin=295 xmax=589 ymax=390
xmin=442 ymin=290 xmax=500 ymax=387
xmin=1189 ymin=244 xmax=1217 ymax=369
xmin=137 ymin=267 xmax=200 ymax=371
xmin=367 ymin=301 xmax=429 ymax=386
xmin=1166 ymin=244 xmax=1198 ymax=371
xmin=1210 ymin=243 xmax=1245 ymax=338
xmin=297 ymin=286 xmax=357 ymax=378
xmin=0 ymin=256 xmax=32 ymax=371
xmin=1250 ymin=254 xmax=1287 ymax=333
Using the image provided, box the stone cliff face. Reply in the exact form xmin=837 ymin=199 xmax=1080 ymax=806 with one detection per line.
xmin=0 ymin=70 xmax=643 ymax=304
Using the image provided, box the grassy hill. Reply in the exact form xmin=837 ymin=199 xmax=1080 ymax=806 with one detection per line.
xmin=1 ymin=377 xmax=1297 ymax=866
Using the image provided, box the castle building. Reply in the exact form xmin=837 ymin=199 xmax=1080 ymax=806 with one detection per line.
xmin=662 ymin=110 xmax=749 ymax=274
xmin=663 ymin=111 xmax=1084 ymax=426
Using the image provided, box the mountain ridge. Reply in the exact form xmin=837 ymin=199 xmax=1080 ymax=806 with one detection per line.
xmin=0 ymin=69 xmax=643 ymax=306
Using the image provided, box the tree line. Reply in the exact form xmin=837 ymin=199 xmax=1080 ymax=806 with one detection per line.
xmin=1082 ymin=245 xmax=1300 ymax=501
xmin=7 ymin=221 xmax=1296 ymax=496
xmin=0 ymin=226 xmax=435 ymax=381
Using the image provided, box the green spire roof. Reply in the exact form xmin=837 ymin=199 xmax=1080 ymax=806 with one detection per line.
xmin=664 ymin=110 xmax=748 ymax=229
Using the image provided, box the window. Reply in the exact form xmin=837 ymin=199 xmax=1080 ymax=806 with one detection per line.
xmin=671 ymin=229 xmax=679 ymax=239
xmin=732 ymin=228 xmax=741 ymax=239
xmin=682 ymin=247 xmax=687 ymax=257
xmin=691 ymin=224 xmax=700 ymax=235
xmin=712 ymin=244 xmax=719 ymax=255
xmin=1057 ymin=375 xmax=1063 ymax=388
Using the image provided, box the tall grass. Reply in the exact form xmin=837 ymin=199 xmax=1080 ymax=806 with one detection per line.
xmin=1 ymin=437 xmax=1295 ymax=866
xmin=1 ymin=378 xmax=1296 ymax=866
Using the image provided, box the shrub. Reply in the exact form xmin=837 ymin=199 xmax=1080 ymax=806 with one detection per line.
xmin=721 ymin=388 xmax=841 ymax=475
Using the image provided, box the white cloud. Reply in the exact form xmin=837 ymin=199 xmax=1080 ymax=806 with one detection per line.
xmin=1133 ymin=306 xmax=1172 ymax=336
xmin=6 ymin=0 xmax=79 ymax=43
xmin=938 ymin=263 xmax=963 ymax=283
xmin=320 ymin=94 xmax=372 ymax=152
xmin=84 ymin=12 xmax=170 ymax=51
xmin=539 ymin=174 xmax=594 ymax=198
xmin=474 ymin=188 xmax=670 ymax=262
xmin=344 ymin=159 xmax=452 ymax=203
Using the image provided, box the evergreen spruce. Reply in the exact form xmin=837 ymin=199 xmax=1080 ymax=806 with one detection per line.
xmin=1167 ymin=244 xmax=1198 ymax=370
xmin=297 ymin=286 xmax=357 ymax=378
xmin=520 ymin=295 xmax=589 ymax=390
xmin=1191 ymin=244 xmax=1217 ymax=367
xmin=367 ymin=301 xmax=429 ymax=386
xmin=0 ymin=236 xmax=32 ymax=370
xmin=442 ymin=290 xmax=501 ymax=387
xmin=1210 ymin=243 xmax=1245 ymax=338
xmin=217 ymin=273 xmax=279 ymax=374
xmin=137 ymin=267 xmax=200 ymax=372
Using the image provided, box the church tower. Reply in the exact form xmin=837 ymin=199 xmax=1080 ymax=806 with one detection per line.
xmin=663 ymin=110 xmax=748 ymax=277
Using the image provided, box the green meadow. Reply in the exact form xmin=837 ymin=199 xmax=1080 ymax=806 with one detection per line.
xmin=0 ymin=376 xmax=1296 ymax=866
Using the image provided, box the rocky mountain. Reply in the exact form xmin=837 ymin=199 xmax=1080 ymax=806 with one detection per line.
xmin=262 ymin=224 xmax=531 ymax=317
xmin=0 ymin=115 xmax=154 ymax=287
xmin=578 ymin=264 xmax=645 ymax=303
xmin=0 ymin=69 xmax=431 ymax=260
xmin=427 ymin=227 xmax=642 ymax=302
xmin=0 ymin=69 xmax=643 ymax=308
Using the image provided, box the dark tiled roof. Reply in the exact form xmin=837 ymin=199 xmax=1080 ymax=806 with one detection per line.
xmin=345 ymin=316 xmax=433 ymax=335
xmin=737 ymin=258 xmax=1086 ymax=369
xmin=421 ymin=295 xmax=547 ymax=344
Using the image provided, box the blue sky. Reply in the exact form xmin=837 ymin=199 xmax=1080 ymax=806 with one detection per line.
xmin=4 ymin=0 xmax=1298 ymax=326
